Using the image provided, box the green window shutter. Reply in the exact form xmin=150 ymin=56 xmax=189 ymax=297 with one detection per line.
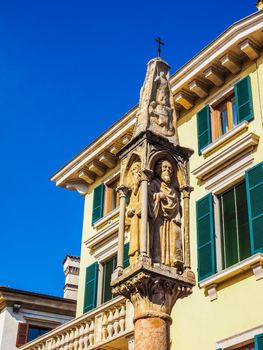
xmin=234 ymin=75 xmax=253 ymax=123
xmin=255 ymin=333 xmax=263 ymax=350
xmin=92 ymin=183 xmax=105 ymax=224
xmin=83 ymin=262 xmax=98 ymax=313
xmin=124 ymin=242 xmax=130 ymax=268
xmin=196 ymin=193 xmax=216 ymax=280
xmin=102 ymin=256 xmax=116 ymax=303
xmin=197 ymin=105 xmax=211 ymax=155
xmin=246 ymin=162 xmax=263 ymax=254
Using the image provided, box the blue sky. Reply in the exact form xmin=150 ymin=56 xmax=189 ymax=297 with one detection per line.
xmin=0 ymin=0 xmax=256 ymax=297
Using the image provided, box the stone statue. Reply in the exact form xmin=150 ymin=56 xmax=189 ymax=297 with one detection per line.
xmin=149 ymin=72 xmax=175 ymax=137
xmin=149 ymin=159 xmax=183 ymax=269
xmin=126 ymin=160 xmax=142 ymax=264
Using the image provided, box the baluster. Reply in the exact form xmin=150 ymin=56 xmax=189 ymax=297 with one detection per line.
xmin=78 ymin=324 xmax=84 ymax=350
xmin=73 ymin=327 xmax=79 ymax=350
xmin=51 ymin=337 xmax=57 ymax=350
xmin=68 ymin=329 xmax=74 ymax=350
xmin=119 ymin=303 xmax=126 ymax=332
xmin=59 ymin=334 xmax=65 ymax=350
xmin=102 ymin=312 xmax=108 ymax=341
xmin=83 ymin=322 xmax=89 ymax=349
xmin=88 ymin=320 xmax=95 ymax=346
xmin=113 ymin=307 xmax=120 ymax=335
xmin=63 ymin=331 xmax=69 ymax=350
xmin=107 ymin=310 xmax=114 ymax=338
xmin=55 ymin=336 xmax=61 ymax=350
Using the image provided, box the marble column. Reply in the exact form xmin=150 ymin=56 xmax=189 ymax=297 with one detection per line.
xmin=140 ymin=169 xmax=151 ymax=257
xmin=182 ymin=186 xmax=193 ymax=270
xmin=116 ymin=185 xmax=128 ymax=270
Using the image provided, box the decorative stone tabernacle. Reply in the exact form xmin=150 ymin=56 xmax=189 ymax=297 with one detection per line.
xmin=111 ymin=57 xmax=196 ymax=350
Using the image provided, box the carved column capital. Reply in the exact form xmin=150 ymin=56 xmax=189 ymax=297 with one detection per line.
xmin=140 ymin=168 xmax=153 ymax=182
xmin=181 ymin=185 xmax=194 ymax=198
xmin=116 ymin=185 xmax=129 ymax=198
xmin=112 ymin=264 xmax=194 ymax=324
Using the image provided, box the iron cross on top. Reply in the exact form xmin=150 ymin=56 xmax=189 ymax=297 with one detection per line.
xmin=155 ymin=37 xmax=164 ymax=57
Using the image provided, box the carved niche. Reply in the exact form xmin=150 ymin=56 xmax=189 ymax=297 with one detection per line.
xmin=123 ymin=154 xmax=142 ymax=265
xmin=148 ymin=154 xmax=183 ymax=270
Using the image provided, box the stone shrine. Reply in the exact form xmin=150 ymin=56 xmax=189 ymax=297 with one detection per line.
xmin=111 ymin=57 xmax=196 ymax=350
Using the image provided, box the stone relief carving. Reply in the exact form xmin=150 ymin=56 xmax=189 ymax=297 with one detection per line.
xmin=149 ymin=72 xmax=175 ymax=137
xmin=126 ymin=159 xmax=142 ymax=264
xmin=133 ymin=58 xmax=179 ymax=144
xmin=149 ymin=159 xmax=183 ymax=269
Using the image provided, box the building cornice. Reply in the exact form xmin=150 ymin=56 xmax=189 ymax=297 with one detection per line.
xmin=170 ymin=11 xmax=263 ymax=90
xmin=0 ymin=286 xmax=76 ymax=316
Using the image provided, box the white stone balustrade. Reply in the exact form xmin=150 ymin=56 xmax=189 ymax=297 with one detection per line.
xmin=20 ymin=296 xmax=134 ymax=350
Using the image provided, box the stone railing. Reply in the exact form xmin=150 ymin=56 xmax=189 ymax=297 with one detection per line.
xmin=20 ymin=296 xmax=134 ymax=350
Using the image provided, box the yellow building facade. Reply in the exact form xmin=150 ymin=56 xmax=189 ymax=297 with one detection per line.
xmin=21 ymin=7 xmax=263 ymax=350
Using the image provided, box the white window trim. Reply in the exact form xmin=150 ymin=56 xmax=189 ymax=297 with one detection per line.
xmin=192 ymin=129 xmax=259 ymax=187
xmin=201 ymin=121 xmax=249 ymax=158
xmin=94 ymin=207 xmax=120 ymax=230
xmin=199 ymin=253 xmax=263 ymax=301
xmin=213 ymin=195 xmax=223 ymax=272
xmin=216 ymin=324 xmax=263 ymax=349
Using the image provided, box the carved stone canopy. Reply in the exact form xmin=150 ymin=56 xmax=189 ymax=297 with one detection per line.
xmin=133 ymin=58 xmax=179 ymax=145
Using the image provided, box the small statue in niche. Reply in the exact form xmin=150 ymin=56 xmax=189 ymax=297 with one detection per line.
xmin=126 ymin=159 xmax=142 ymax=265
xmin=149 ymin=71 xmax=175 ymax=137
xmin=149 ymin=159 xmax=183 ymax=269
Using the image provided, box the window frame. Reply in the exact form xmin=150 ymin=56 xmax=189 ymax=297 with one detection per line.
xmin=92 ymin=172 xmax=120 ymax=226
xmin=101 ymin=254 xmax=117 ymax=304
xmin=213 ymin=179 xmax=251 ymax=273
xmin=96 ymin=251 xmax=118 ymax=307
xmin=197 ymin=75 xmax=254 ymax=155
xmin=103 ymin=176 xmax=120 ymax=216
xmin=27 ymin=325 xmax=53 ymax=342
xmin=210 ymin=91 xmax=237 ymax=140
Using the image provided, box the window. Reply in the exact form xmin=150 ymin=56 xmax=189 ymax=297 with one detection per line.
xmin=212 ymin=94 xmax=237 ymax=139
xmin=92 ymin=177 xmax=120 ymax=224
xmin=197 ymin=75 xmax=253 ymax=154
xmin=27 ymin=326 xmax=52 ymax=342
xmin=104 ymin=178 xmax=120 ymax=215
xmin=196 ymin=162 xmax=263 ymax=281
xmin=219 ymin=182 xmax=250 ymax=269
xmin=16 ymin=323 xmax=53 ymax=347
xmin=102 ymin=255 xmax=117 ymax=303
xmin=83 ymin=244 xmax=130 ymax=313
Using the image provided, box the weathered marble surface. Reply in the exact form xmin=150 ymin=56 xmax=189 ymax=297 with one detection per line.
xmin=133 ymin=58 xmax=179 ymax=145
